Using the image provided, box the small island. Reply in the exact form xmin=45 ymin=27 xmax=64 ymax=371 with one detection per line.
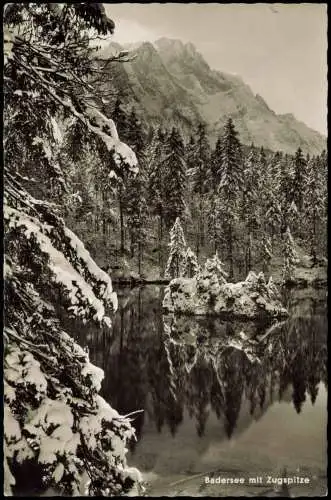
xmin=163 ymin=269 xmax=288 ymax=320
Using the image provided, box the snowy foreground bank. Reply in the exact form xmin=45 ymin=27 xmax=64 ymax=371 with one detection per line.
xmin=163 ymin=271 xmax=288 ymax=319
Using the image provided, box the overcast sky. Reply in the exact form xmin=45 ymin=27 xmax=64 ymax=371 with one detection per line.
xmin=104 ymin=3 xmax=327 ymax=136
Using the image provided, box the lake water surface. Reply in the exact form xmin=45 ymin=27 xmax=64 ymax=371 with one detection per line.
xmin=75 ymin=286 xmax=327 ymax=497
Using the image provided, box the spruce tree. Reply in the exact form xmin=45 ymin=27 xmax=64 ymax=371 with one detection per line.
xmin=217 ymin=118 xmax=243 ymax=279
xmin=163 ymin=127 xmax=187 ymax=228
xmin=258 ymin=147 xmax=278 ymax=236
xmin=190 ymin=123 xmax=210 ymax=194
xmin=125 ymin=160 xmax=149 ymax=274
xmin=209 ymin=137 xmax=223 ymax=187
xmin=203 ymin=251 xmax=228 ymax=284
xmin=265 ymin=197 xmax=282 ymax=243
xmin=287 ymin=200 xmax=299 ymax=233
xmin=279 ymin=153 xmax=295 ymax=233
xmin=126 ymin=107 xmax=145 ymax=154
xmin=189 ymin=123 xmax=211 ymax=255
xmin=206 ymin=193 xmax=222 ymax=254
xmin=111 ymin=99 xmax=131 ymax=255
xmin=282 ymin=227 xmax=299 ymax=283
xmin=124 ymin=109 xmax=148 ymax=270
xmin=164 ymin=218 xmax=187 ymax=278
xmin=147 ymin=126 xmax=167 ymax=270
xmin=182 ymin=247 xmax=200 ymax=278
xmin=320 ymin=149 xmax=328 ymax=220
xmin=242 ymin=147 xmax=261 ymax=272
xmin=261 ymin=235 xmax=273 ymax=277
xmin=186 ymin=135 xmax=196 ymax=173
xmin=206 ymin=137 xmax=223 ymax=253
xmin=112 ymin=97 xmax=129 ymax=141
xmin=304 ymin=156 xmax=325 ymax=260
xmin=292 ymin=147 xmax=307 ymax=213
xmin=270 ymin=151 xmax=283 ymax=186
xmin=262 ymin=151 xmax=282 ymax=241
xmin=147 ymin=127 xmax=167 ymax=216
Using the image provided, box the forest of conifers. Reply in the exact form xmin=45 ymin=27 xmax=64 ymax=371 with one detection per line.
xmin=63 ymin=104 xmax=327 ymax=280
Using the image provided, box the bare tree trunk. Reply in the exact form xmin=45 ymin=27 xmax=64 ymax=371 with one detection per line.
xmin=120 ymin=306 xmax=124 ymax=351
xmin=196 ymin=231 xmax=200 ymax=257
xmin=158 ymin=216 xmax=161 ymax=270
xmin=213 ymin=194 xmax=218 ymax=254
xmin=130 ymin=231 xmax=134 ymax=259
xmin=102 ymin=191 xmax=106 ymax=239
xmin=196 ymin=200 xmax=201 ymax=257
xmin=138 ymin=287 xmax=142 ymax=325
xmin=311 ymin=216 xmax=317 ymax=262
xmin=138 ymin=239 xmax=142 ymax=275
xmin=245 ymin=245 xmax=249 ymax=277
xmin=199 ymin=194 xmax=204 ymax=249
xmin=248 ymin=232 xmax=252 ymax=272
xmin=228 ymin=223 xmax=234 ymax=280
xmin=94 ymin=213 xmax=98 ymax=234
xmin=119 ymin=186 xmax=125 ymax=255
xmin=158 ymin=213 xmax=164 ymax=273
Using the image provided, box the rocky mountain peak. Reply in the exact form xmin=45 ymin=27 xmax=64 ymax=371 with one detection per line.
xmin=97 ymin=36 xmax=326 ymax=155
xmin=155 ymin=37 xmax=186 ymax=53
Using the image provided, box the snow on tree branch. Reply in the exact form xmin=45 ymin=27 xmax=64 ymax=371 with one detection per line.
xmin=4 ymin=173 xmax=142 ymax=494
xmin=5 ymin=173 xmax=117 ymax=324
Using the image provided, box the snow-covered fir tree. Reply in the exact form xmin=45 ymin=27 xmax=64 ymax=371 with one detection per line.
xmin=126 ymin=107 xmax=145 ymax=154
xmin=303 ymin=156 xmax=325 ymax=259
xmin=4 ymin=181 xmax=142 ymax=496
xmin=189 ymin=123 xmax=211 ymax=194
xmin=242 ymin=146 xmax=261 ymax=271
xmin=261 ymin=235 xmax=273 ymax=276
xmin=112 ymin=97 xmax=130 ymax=142
xmin=209 ymin=136 xmax=222 ymax=188
xmin=147 ymin=127 xmax=167 ymax=210
xmin=163 ymin=127 xmax=187 ymax=228
xmin=124 ymin=111 xmax=149 ymax=271
xmin=202 ymin=251 xmax=228 ymax=284
xmin=205 ymin=193 xmax=222 ymax=254
xmin=278 ymin=153 xmax=294 ymax=233
xmin=188 ymin=123 xmax=211 ymax=255
xmin=147 ymin=126 xmax=168 ymax=267
xmin=4 ymin=4 xmax=142 ymax=496
xmin=125 ymin=162 xmax=149 ymax=273
xmin=270 ymin=151 xmax=283 ymax=189
xmin=265 ymin=196 xmax=282 ymax=242
xmin=282 ymin=227 xmax=299 ymax=284
xmin=164 ymin=218 xmax=187 ymax=278
xmin=287 ymin=200 xmax=299 ymax=233
xmin=261 ymin=151 xmax=282 ymax=239
xmin=216 ymin=118 xmax=243 ymax=279
xmin=186 ymin=135 xmax=196 ymax=173
xmin=182 ymin=247 xmax=200 ymax=278
xmin=205 ymin=137 xmax=223 ymax=253
xmin=292 ymin=147 xmax=307 ymax=213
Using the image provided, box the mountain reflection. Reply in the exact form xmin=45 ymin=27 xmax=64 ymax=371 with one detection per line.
xmin=74 ymin=286 xmax=327 ymax=444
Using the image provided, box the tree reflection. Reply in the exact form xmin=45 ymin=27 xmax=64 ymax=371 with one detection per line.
xmin=74 ymin=286 xmax=327 ymax=443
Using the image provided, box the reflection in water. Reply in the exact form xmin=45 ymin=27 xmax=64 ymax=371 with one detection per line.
xmin=74 ymin=286 xmax=327 ymax=445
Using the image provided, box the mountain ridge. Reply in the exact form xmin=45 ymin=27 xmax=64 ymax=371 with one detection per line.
xmin=99 ymin=37 xmax=326 ymax=154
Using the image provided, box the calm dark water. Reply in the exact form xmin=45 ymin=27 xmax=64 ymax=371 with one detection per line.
xmin=75 ymin=286 xmax=328 ymax=497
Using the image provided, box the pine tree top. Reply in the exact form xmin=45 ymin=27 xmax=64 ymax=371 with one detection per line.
xmin=203 ymin=251 xmax=228 ymax=281
xmin=170 ymin=217 xmax=186 ymax=240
